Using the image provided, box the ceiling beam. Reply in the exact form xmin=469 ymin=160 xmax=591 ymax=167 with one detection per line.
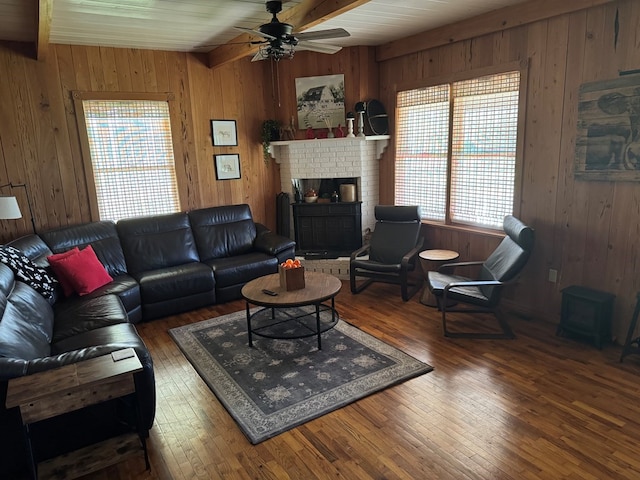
xmin=36 ymin=0 xmax=52 ymax=61
xmin=376 ymin=0 xmax=616 ymax=62
xmin=207 ymin=0 xmax=371 ymax=69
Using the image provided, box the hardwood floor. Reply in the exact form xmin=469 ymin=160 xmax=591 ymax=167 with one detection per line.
xmin=88 ymin=281 xmax=640 ymax=479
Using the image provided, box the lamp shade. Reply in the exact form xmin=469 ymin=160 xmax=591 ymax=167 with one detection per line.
xmin=0 ymin=196 xmax=23 ymax=220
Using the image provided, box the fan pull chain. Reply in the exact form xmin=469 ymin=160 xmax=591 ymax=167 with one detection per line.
xmin=270 ymin=58 xmax=282 ymax=108
xmin=276 ymin=61 xmax=282 ymax=108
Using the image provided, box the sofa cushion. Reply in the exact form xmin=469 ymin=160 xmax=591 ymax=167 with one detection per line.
xmin=52 ymin=294 xmax=129 ymax=343
xmin=48 ymin=245 xmax=113 ymax=296
xmin=0 ymin=265 xmax=54 ymax=360
xmin=117 ymin=212 xmax=200 ymax=274
xmin=134 ymin=262 xmax=214 ymax=304
xmin=47 ymin=247 xmax=80 ymax=296
xmin=0 ymin=246 xmax=58 ymax=300
xmin=189 ymin=204 xmax=257 ymax=260
xmin=40 ymin=221 xmax=128 ymax=277
xmin=205 ymin=252 xmax=277 ymax=288
xmin=81 ymin=274 xmax=141 ymax=323
xmin=7 ymin=235 xmax=53 ymax=268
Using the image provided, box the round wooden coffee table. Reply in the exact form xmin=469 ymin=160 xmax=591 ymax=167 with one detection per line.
xmin=241 ymin=271 xmax=342 ymax=350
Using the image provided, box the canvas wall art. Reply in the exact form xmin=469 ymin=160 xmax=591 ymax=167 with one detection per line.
xmin=575 ymin=74 xmax=640 ymax=181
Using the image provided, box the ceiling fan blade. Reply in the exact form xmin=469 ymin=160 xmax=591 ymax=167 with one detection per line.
xmin=295 ymin=28 xmax=350 ymax=41
xmin=296 ymin=41 xmax=342 ymax=54
xmin=234 ymin=26 xmax=277 ymax=41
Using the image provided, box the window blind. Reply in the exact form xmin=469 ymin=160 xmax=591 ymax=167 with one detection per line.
xmin=395 ymin=70 xmax=521 ymax=230
xmin=450 ymin=72 xmax=519 ymax=228
xmin=82 ymin=100 xmax=180 ymax=222
xmin=395 ymin=84 xmax=449 ymax=221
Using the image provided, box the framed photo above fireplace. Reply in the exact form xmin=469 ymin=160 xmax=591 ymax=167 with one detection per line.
xmin=295 ymin=74 xmax=345 ymax=131
xmin=211 ymin=119 xmax=237 ymax=146
xmin=214 ymin=154 xmax=241 ymax=180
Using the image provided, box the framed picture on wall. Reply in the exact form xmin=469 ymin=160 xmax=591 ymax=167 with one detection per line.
xmin=295 ymin=74 xmax=345 ymax=130
xmin=575 ymin=74 xmax=640 ymax=181
xmin=211 ymin=119 xmax=238 ymax=146
xmin=215 ymin=154 xmax=241 ymax=180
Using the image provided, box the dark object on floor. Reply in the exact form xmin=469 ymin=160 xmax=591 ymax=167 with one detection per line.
xmin=557 ymin=285 xmax=614 ymax=349
xmin=427 ymin=215 xmax=534 ymax=339
xmin=350 ymin=205 xmax=423 ymax=301
xmin=620 ymin=292 xmax=640 ymax=362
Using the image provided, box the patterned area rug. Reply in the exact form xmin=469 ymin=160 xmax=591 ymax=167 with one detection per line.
xmin=169 ymin=307 xmax=433 ymax=444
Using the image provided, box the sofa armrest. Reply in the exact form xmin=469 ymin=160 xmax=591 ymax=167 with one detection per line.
xmin=24 ymin=345 xmax=131 ymax=376
xmin=0 ymin=358 xmax=28 ymax=381
xmin=254 ymin=224 xmax=296 ymax=256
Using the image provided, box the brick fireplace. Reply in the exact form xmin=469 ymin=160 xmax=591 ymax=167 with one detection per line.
xmin=270 ymin=136 xmax=389 ymax=277
xmin=270 ymin=136 xmax=389 ymax=237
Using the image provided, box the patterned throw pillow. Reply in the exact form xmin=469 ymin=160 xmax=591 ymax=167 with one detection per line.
xmin=0 ymin=246 xmax=58 ymax=299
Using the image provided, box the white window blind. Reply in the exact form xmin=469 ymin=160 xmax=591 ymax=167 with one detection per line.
xmin=395 ymin=70 xmax=521 ymax=230
xmin=82 ymin=99 xmax=180 ymax=222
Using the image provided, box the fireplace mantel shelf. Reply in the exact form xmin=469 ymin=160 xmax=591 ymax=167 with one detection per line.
xmin=269 ymin=135 xmax=390 ymax=163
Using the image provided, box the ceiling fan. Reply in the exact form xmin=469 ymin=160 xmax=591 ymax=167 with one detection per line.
xmin=236 ymin=0 xmax=351 ymax=61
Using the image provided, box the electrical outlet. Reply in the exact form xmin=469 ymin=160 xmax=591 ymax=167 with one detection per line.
xmin=548 ymin=269 xmax=558 ymax=283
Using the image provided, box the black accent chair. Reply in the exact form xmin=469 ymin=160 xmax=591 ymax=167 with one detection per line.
xmin=427 ymin=215 xmax=534 ymax=339
xmin=350 ymin=205 xmax=424 ymax=301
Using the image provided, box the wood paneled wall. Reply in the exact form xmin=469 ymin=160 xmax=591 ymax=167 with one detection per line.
xmin=0 ymin=42 xmax=377 ymax=240
xmin=0 ymin=42 xmax=282 ymax=239
xmin=378 ymin=0 xmax=640 ymax=341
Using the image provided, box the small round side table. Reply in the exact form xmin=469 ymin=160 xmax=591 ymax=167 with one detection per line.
xmin=419 ymin=249 xmax=460 ymax=307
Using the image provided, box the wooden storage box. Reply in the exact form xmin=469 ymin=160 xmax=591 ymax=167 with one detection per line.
xmin=279 ymin=265 xmax=305 ymax=291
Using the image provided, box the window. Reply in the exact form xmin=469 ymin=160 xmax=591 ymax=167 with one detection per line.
xmin=395 ymin=68 xmax=523 ymax=230
xmin=74 ymin=92 xmax=180 ymax=222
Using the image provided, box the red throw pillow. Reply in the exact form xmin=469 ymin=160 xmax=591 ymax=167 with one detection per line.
xmin=47 ymin=247 xmax=80 ymax=296
xmin=48 ymin=245 xmax=113 ymax=296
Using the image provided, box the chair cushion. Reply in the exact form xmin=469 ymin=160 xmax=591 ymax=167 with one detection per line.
xmin=351 ymin=258 xmax=403 ymax=274
xmin=427 ymin=271 xmax=491 ymax=307
xmin=368 ymin=205 xmax=422 ymax=265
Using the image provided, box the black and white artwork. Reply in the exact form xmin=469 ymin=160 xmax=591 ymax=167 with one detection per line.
xmin=575 ymin=74 xmax=640 ymax=181
xmin=295 ymin=74 xmax=345 ymax=130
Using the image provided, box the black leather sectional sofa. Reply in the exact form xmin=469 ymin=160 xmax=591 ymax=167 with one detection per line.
xmin=0 ymin=203 xmax=295 ymax=476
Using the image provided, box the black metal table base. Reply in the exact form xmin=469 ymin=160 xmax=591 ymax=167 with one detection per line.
xmin=246 ymin=298 xmax=339 ymax=350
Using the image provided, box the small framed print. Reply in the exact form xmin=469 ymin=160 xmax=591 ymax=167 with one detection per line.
xmin=211 ymin=119 xmax=238 ymax=146
xmin=215 ymin=154 xmax=241 ymax=180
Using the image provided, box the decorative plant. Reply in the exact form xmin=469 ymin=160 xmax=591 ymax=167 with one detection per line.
xmin=261 ymin=120 xmax=281 ymax=164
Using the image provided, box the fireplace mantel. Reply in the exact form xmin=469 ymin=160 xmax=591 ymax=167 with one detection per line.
xmin=269 ymin=135 xmax=390 ymax=163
